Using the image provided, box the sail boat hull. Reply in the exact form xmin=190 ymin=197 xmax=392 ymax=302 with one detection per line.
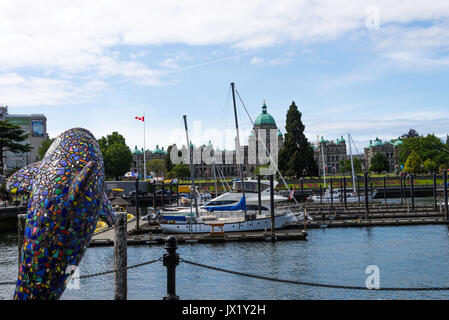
xmin=160 ymin=211 xmax=298 ymax=234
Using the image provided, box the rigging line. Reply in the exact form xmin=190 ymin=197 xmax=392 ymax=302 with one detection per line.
xmin=235 ymin=89 xmax=298 ymax=205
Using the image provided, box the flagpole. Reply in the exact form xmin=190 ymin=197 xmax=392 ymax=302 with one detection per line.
xmin=143 ymin=111 xmax=146 ymax=180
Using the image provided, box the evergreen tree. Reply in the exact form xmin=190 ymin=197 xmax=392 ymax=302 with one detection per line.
xmin=98 ymin=132 xmax=133 ymax=180
xmin=0 ymin=120 xmax=31 ymax=173
xmin=278 ymin=101 xmax=318 ymax=177
xmin=403 ymin=151 xmax=424 ymax=174
xmin=369 ymin=152 xmax=389 ymax=173
xmin=401 ymin=129 xmax=420 ymax=139
xmin=167 ymin=164 xmax=190 ymax=178
xmin=164 ymin=144 xmax=175 ymax=173
xmin=38 ymin=138 xmax=55 ymax=160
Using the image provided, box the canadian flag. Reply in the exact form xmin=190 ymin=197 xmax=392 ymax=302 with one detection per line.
xmin=135 ymin=116 xmax=144 ymax=121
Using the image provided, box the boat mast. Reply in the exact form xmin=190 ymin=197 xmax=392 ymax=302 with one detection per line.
xmin=230 ymin=82 xmax=247 ymax=220
xmin=348 ymin=133 xmax=356 ymax=193
xmin=183 ymin=115 xmax=199 ymax=217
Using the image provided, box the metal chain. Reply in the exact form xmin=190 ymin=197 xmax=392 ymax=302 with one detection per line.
xmin=180 ymin=258 xmax=449 ymax=291
xmin=0 ymin=257 xmax=162 ymax=285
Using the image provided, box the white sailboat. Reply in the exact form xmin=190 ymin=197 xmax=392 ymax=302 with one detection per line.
xmin=160 ymin=83 xmax=298 ymax=234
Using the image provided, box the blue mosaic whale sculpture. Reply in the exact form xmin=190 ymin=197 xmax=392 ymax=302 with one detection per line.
xmin=7 ymin=128 xmax=116 ymax=300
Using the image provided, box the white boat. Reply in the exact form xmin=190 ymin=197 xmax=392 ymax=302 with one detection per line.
xmin=308 ymin=187 xmax=376 ymax=203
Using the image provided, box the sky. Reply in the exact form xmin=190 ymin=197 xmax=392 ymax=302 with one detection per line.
xmin=1 ymin=0 xmax=449 ymax=154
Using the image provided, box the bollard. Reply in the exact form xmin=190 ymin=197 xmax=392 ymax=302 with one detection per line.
xmin=433 ymin=172 xmax=437 ymax=211
xmin=444 ymin=170 xmax=448 ymax=221
xmin=114 ymin=212 xmax=127 ymax=300
xmin=269 ymin=174 xmax=275 ymax=241
xmin=135 ymin=177 xmax=140 ymax=230
xmin=163 ymin=236 xmax=179 ymax=300
xmin=364 ymin=172 xmax=369 ymax=219
xmin=17 ymin=214 xmax=26 ymax=271
xmin=343 ymin=176 xmax=347 ymax=210
xmin=410 ymin=174 xmax=415 ymax=212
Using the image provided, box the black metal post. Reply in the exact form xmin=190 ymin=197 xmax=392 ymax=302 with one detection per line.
xmin=433 ymin=172 xmax=437 ymax=211
xmin=339 ymin=178 xmax=343 ymax=203
xmin=301 ymin=178 xmax=304 ymax=202
xmin=343 ymin=176 xmax=347 ymax=210
xmin=257 ymin=175 xmax=262 ymax=216
xmin=330 ymin=177 xmax=333 ymax=208
xmin=319 ymin=184 xmax=323 ymax=204
xmin=169 ymin=182 xmax=172 ymax=205
xmin=269 ymin=174 xmax=275 ymax=240
xmin=161 ymin=181 xmax=165 ymax=209
xmin=400 ymin=175 xmax=403 ymax=204
xmin=176 ymin=182 xmax=179 ymax=206
xmin=383 ymin=176 xmax=387 ymax=207
xmin=153 ymin=182 xmax=156 ymax=209
xmin=135 ymin=177 xmax=140 ymax=230
xmin=163 ymin=236 xmax=179 ymax=300
xmin=364 ymin=171 xmax=369 ymax=219
xmin=17 ymin=214 xmax=26 ymax=271
xmin=114 ymin=212 xmax=127 ymax=300
xmin=357 ymin=176 xmax=361 ymax=204
xmin=444 ymin=170 xmax=448 ymax=221
xmin=410 ymin=174 xmax=415 ymax=211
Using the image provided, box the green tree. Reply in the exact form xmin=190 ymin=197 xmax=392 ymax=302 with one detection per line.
xmin=339 ymin=158 xmax=362 ymax=174
xmin=167 ymin=164 xmax=190 ymax=178
xmin=398 ymin=134 xmax=448 ymax=167
xmin=403 ymin=151 xmax=424 ymax=174
xmin=423 ymin=158 xmax=437 ymax=173
xmin=98 ymin=132 xmax=133 ymax=180
xmin=0 ymin=120 xmax=31 ymax=173
xmin=369 ymin=152 xmax=389 ymax=173
xmin=38 ymin=138 xmax=55 ymax=160
xmin=278 ymin=101 xmax=318 ymax=177
xmin=164 ymin=144 xmax=175 ymax=173
xmin=147 ymin=159 xmax=167 ymax=176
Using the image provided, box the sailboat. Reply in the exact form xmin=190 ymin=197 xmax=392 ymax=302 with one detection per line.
xmin=159 ymin=83 xmax=298 ymax=234
xmin=308 ymin=134 xmax=376 ymax=203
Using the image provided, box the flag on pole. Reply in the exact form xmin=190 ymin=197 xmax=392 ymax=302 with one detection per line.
xmin=135 ymin=116 xmax=144 ymax=121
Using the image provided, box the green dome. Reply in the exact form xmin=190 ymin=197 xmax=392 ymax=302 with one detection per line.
xmin=319 ymin=136 xmax=326 ymax=143
xmin=277 ymin=129 xmax=283 ymax=137
xmin=133 ymin=146 xmax=142 ymax=155
xmin=372 ymin=137 xmax=383 ymax=147
xmin=153 ymin=145 xmax=163 ymax=154
xmin=254 ymin=102 xmax=276 ymax=126
xmin=394 ymin=139 xmax=404 ymax=146
xmin=366 ymin=140 xmax=373 ymax=149
xmin=339 ymin=136 xmax=345 ymax=143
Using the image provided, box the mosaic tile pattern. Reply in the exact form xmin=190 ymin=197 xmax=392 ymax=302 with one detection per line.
xmin=7 ymin=128 xmax=116 ymax=300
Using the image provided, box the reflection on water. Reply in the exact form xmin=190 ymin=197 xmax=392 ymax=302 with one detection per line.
xmin=1 ymin=224 xmax=449 ymax=300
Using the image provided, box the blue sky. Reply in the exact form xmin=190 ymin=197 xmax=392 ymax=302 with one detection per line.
xmin=1 ymin=1 xmax=449 ymax=154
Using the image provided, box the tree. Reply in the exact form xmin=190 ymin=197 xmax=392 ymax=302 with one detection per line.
xmin=403 ymin=151 xmax=424 ymax=174
xmin=167 ymin=164 xmax=190 ymax=178
xmin=38 ymin=138 xmax=55 ymax=160
xmin=401 ymin=129 xmax=420 ymax=139
xmin=398 ymin=134 xmax=448 ymax=168
xmin=339 ymin=158 xmax=362 ymax=174
xmin=98 ymin=132 xmax=133 ymax=180
xmin=147 ymin=159 xmax=167 ymax=176
xmin=369 ymin=153 xmax=389 ymax=173
xmin=164 ymin=144 xmax=175 ymax=173
xmin=423 ymin=159 xmax=437 ymax=173
xmin=278 ymin=101 xmax=318 ymax=177
xmin=0 ymin=120 xmax=31 ymax=173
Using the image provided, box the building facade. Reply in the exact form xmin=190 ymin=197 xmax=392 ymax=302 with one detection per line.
xmin=364 ymin=137 xmax=403 ymax=171
xmin=131 ymin=102 xmax=284 ymax=178
xmin=0 ymin=106 xmax=48 ymax=172
xmin=313 ymin=136 xmax=348 ymax=175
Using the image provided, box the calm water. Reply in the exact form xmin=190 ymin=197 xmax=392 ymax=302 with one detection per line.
xmin=2 ymin=224 xmax=449 ymax=300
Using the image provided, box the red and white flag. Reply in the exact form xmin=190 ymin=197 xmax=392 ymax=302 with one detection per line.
xmin=134 ymin=116 xmax=145 ymax=122
xmin=289 ymin=187 xmax=296 ymax=201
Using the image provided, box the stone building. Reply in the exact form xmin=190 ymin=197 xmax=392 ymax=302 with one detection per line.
xmin=0 ymin=106 xmax=48 ymax=172
xmin=313 ymin=136 xmax=348 ymax=175
xmin=131 ymin=145 xmax=167 ymax=176
xmin=131 ymin=102 xmax=284 ymax=178
xmin=364 ymin=137 xmax=403 ymax=171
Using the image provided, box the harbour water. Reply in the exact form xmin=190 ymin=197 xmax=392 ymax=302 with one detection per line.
xmin=2 ymin=224 xmax=449 ymax=300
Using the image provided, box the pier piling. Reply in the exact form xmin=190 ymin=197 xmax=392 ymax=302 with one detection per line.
xmin=444 ymin=170 xmax=448 ymax=221
xmin=411 ymin=174 xmax=415 ymax=212
xmin=163 ymin=236 xmax=179 ymax=300
xmin=270 ymin=174 xmax=275 ymax=241
xmin=364 ymin=172 xmax=369 ymax=220
xmin=135 ymin=177 xmax=140 ymax=230
xmin=433 ymin=172 xmax=437 ymax=211
xmin=114 ymin=212 xmax=127 ymax=300
xmin=343 ymin=176 xmax=347 ymax=210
